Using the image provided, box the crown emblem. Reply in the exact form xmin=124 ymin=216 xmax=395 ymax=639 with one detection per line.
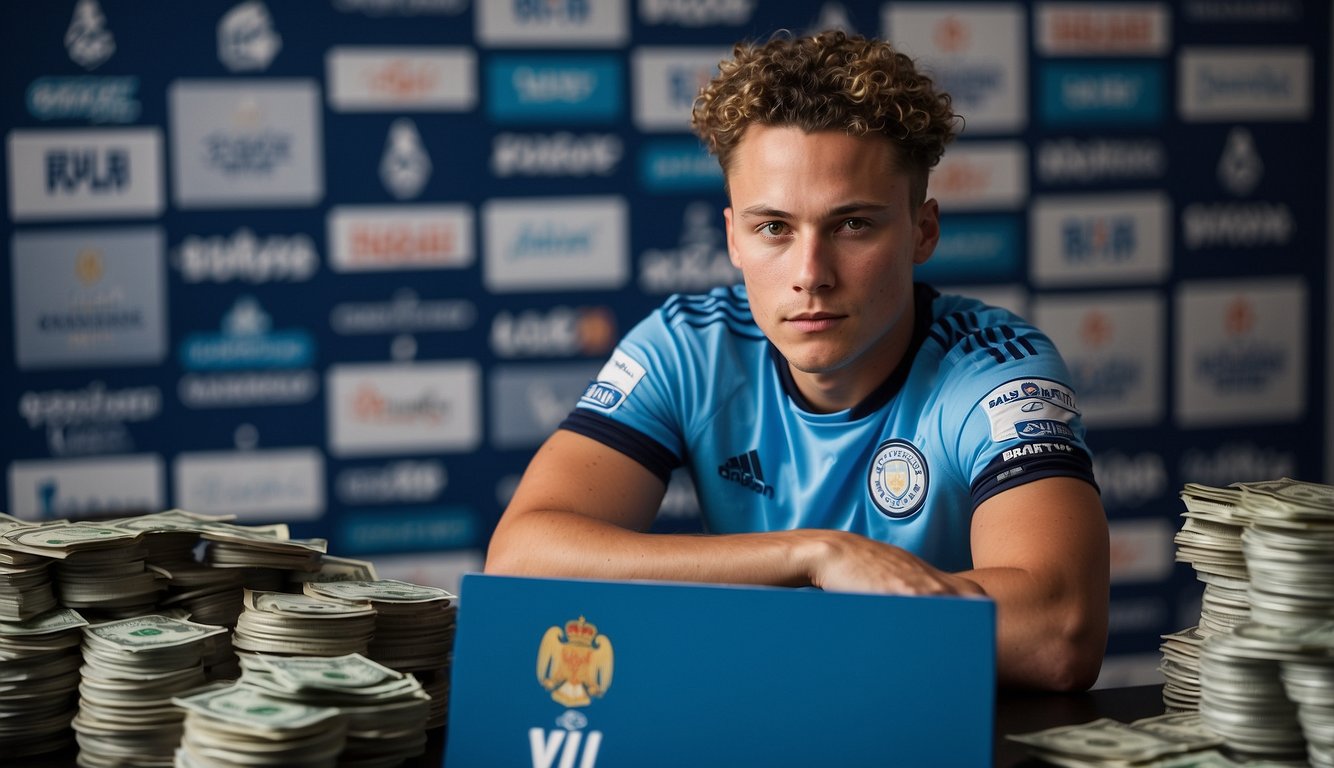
xmin=537 ymin=615 xmax=614 ymax=708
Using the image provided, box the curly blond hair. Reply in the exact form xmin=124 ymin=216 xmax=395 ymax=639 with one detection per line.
xmin=690 ymin=30 xmax=959 ymax=205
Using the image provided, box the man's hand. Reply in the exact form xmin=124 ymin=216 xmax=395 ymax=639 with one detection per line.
xmin=798 ymin=529 xmax=987 ymax=597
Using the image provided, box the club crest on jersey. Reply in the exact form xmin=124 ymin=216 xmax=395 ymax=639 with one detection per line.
xmin=867 ymin=439 xmax=929 ymax=519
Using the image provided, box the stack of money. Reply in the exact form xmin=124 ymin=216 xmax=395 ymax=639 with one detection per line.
xmin=239 ymin=653 xmax=431 ymax=767
xmin=290 ymin=553 xmax=379 ymax=586
xmin=1158 ymin=625 xmax=1205 ymax=712
xmin=1 ymin=521 xmax=161 ymax=620
xmin=1233 ymin=480 xmax=1334 ymax=630
xmin=173 ymin=683 xmax=348 ymax=768
xmin=72 ymin=614 xmax=228 ymax=766
xmin=303 ymin=579 xmax=457 ymax=729
xmin=0 ymin=512 xmax=59 ymax=622
xmin=201 ymin=523 xmax=327 ymax=581
xmin=1007 ymin=712 xmax=1223 ymax=766
xmin=1197 ymin=623 xmax=1309 ymax=761
xmin=1280 ymin=649 xmax=1334 ymax=768
xmin=232 ymin=589 xmax=376 ymax=658
xmin=1176 ymin=483 xmax=1251 ymax=636
xmin=0 ymin=607 xmax=88 ymax=758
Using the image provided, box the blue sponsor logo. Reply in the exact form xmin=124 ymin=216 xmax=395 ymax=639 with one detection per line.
xmin=27 ymin=76 xmax=141 ymax=123
xmin=640 ymin=139 xmax=723 ymax=192
xmin=339 ymin=506 xmax=476 ymax=554
xmin=487 ymin=56 xmax=622 ymax=123
xmin=1039 ymin=63 xmax=1163 ymax=125
xmin=1062 ymin=216 xmax=1137 ymax=264
xmin=1015 ymin=419 xmax=1075 ymax=440
xmin=514 ymin=0 xmax=590 ymax=22
xmin=179 ymin=296 xmax=315 ymax=371
xmin=580 ymin=381 xmax=624 ymax=409
xmin=914 ymin=216 xmax=1019 ymax=283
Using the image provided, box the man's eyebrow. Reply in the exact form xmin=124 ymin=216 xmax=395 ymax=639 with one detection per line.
xmin=737 ymin=201 xmax=893 ymax=219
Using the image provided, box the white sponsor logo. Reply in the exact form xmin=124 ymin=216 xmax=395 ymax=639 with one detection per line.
xmin=175 ymin=228 xmax=317 ymax=283
xmin=380 ymin=118 xmax=431 ymax=200
xmin=1181 ymin=128 xmax=1294 ymax=250
xmin=1032 ymin=293 xmax=1163 ymax=428
xmin=8 ymin=454 xmax=163 ymax=521
xmin=883 ymin=5 xmax=1027 ymax=133
xmin=1036 ymin=138 xmax=1166 ymax=185
xmin=1178 ymin=47 xmax=1311 ymax=121
xmin=1174 ymin=277 xmax=1305 ymax=426
xmin=491 ymin=362 xmax=600 ymax=448
xmin=483 ymin=197 xmax=628 ymax=292
xmin=927 ymin=141 xmax=1027 ymax=211
xmin=639 ymin=0 xmax=755 ymax=26
xmin=327 ymin=47 xmax=476 ymax=111
xmin=1179 ymin=441 xmax=1296 ymax=487
xmin=327 ymin=361 xmax=481 ymax=456
xmin=174 ymin=449 xmax=323 ymax=521
xmin=65 ymin=0 xmax=116 ymax=70
xmin=328 ymin=205 xmax=474 ymax=272
xmin=1031 ymin=192 xmax=1170 ymax=287
xmin=336 ymin=460 xmax=446 ymax=504
xmin=330 ymin=291 xmax=476 ymax=335
xmin=1108 ymin=517 xmax=1174 ymax=584
xmin=580 ymin=350 xmax=646 ymax=413
xmin=492 ymin=306 xmax=617 ymax=359
xmin=178 ymin=371 xmax=318 ymax=409
xmin=1036 ymin=3 xmax=1170 ymax=56
xmin=1093 ymin=450 xmax=1169 ymax=510
xmin=981 ymin=378 xmax=1080 ymax=442
xmin=639 ymin=200 xmax=739 ymax=294
xmin=218 ymin=1 xmax=282 ymax=72
xmin=477 ymin=0 xmax=627 ymax=47
xmin=20 ymin=381 xmax=161 ymax=429
xmin=7 ymin=128 xmax=163 ymax=221
xmin=491 ymin=133 xmax=622 ymax=177
xmin=631 ymin=47 xmax=727 ymax=131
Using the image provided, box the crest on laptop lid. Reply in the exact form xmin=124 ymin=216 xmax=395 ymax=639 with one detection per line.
xmin=537 ymin=616 xmax=614 ymax=707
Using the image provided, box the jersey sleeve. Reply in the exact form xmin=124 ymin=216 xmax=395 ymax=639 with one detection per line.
xmin=931 ymin=305 xmax=1098 ymax=508
xmin=557 ymin=305 xmax=689 ymax=484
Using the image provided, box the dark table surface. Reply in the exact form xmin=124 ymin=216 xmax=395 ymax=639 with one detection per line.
xmin=15 ymin=683 xmax=1165 ymax=767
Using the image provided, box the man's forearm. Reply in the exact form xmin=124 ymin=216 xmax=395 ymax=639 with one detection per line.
xmin=486 ymin=509 xmax=817 ymax=587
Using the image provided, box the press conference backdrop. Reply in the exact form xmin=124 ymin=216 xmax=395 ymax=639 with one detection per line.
xmin=1 ymin=0 xmax=1329 ymax=687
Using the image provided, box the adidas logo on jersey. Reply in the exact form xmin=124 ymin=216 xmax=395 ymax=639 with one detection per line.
xmin=717 ymin=449 xmax=774 ymax=498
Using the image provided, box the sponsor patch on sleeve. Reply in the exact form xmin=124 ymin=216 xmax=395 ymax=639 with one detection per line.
xmin=980 ymin=378 xmax=1080 ymax=442
xmin=579 ymin=349 xmax=646 ymax=412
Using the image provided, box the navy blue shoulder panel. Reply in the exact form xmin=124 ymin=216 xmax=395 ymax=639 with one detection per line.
xmin=558 ymin=410 xmax=680 ymax=485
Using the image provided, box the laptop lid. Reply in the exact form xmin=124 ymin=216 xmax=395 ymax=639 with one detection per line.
xmin=445 ymin=574 xmax=995 ymax=768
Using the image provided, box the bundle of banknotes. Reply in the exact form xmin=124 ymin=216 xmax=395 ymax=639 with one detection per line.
xmin=1010 ymin=478 xmax=1334 ymax=767
xmin=0 ymin=508 xmax=457 ymax=765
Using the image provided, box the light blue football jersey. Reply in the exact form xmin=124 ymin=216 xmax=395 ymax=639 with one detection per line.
xmin=562 ymin=283 xmax=1097 ymax=572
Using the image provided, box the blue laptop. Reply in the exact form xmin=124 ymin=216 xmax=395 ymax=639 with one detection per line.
xmin=444 ymin=574 xmax=995 ymax=768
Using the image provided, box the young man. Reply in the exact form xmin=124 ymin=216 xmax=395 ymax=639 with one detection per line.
xmin=486 ymin=30 xmax=1109 ymax=692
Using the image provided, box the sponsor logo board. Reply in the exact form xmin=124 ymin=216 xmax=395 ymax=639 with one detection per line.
xmin=173 ymin=448 xmax=324 ymax=521
xmin=328 ymin=205 xmax=474 ymax=272
xmin=168 ymin=79 xmax=322 ymax=208
xmin=7 ymin=128 xmax=163 ymax=220
xmin=8 ymin=454 xmax=163 ymax=521
xmin=12 ymin=227 xmax=166 ymax=369
xmin=483 ymin=197 xmax=628 ymax=292
xmin=327 ymin=361 xmax=481 ymax=456
xmin=1177 ymin=47 xmax=1311 ymax=121
xmin=327 ymin=46 xmax=476 ymax=111
xmin=486 ymin=56 xmax=623 ymax=123
xmin=476 ymin=0 xmax=627 ymax=47
xmin=631 ymin=47 xmax=728 ymax=131
xmin=1030 ymin=192 xmax=1170 ymax=286
xmin=1035 ymin=3 xmax=1171 ymax=56
xmin=490 ymin=362 xmax=602 ymax=449
xmin=927 ymin=141 xmax=1027 ymax=211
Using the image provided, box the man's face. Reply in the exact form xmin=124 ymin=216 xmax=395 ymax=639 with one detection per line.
xmin=723 ymin=125 xmax=939 ymax=411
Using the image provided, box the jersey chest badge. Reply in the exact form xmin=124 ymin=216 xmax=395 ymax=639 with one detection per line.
xmin=867 ymin=439 xmax=929 ymax=519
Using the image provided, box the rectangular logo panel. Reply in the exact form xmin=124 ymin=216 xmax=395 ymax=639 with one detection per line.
xmin=12 ymin=227 xmax=166 ymax=369
xmin=327 ymin=361 xmax=481 ymax=456
xmin=8 ymin=454 xmax=164 ymax=522
xmin=631 ymin=47 xmax=728 ymax=131
xmin=486 ymin=56 xmax=623 ymax=123
xmin=483 ymin=196 xmax=628 ymax=292
xmin=327 ymin=205 xmax=475 ymax=272
xmin=173 ymin=449 xmax=324 ymax=521
xmin=476 ymin=0 xmax=627 ymax=47
xmin=168 ymin=79 xmax=323 ymax=208
xmin=326 ymin=47 xmax=477 ymax=111
xmin=1030 ymin=192 xmax=1170 ymax=287
xmin=7 ymin=128 xmax=163 ymax=220
xmin=1177 ymin=47 xmax=1311 ymax=121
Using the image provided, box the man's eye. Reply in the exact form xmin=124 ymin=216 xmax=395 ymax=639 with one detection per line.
xmin=760 ymin=222 xmax=786 ymax=236
xmin=843 ymin=218 xmax=869 ymax=232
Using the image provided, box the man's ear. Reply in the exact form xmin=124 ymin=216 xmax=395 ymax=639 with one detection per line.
xmin=913 ymin=198 xmax=941 ymax=266
xmin=724 ymin=207 xmax=741 ymax=269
